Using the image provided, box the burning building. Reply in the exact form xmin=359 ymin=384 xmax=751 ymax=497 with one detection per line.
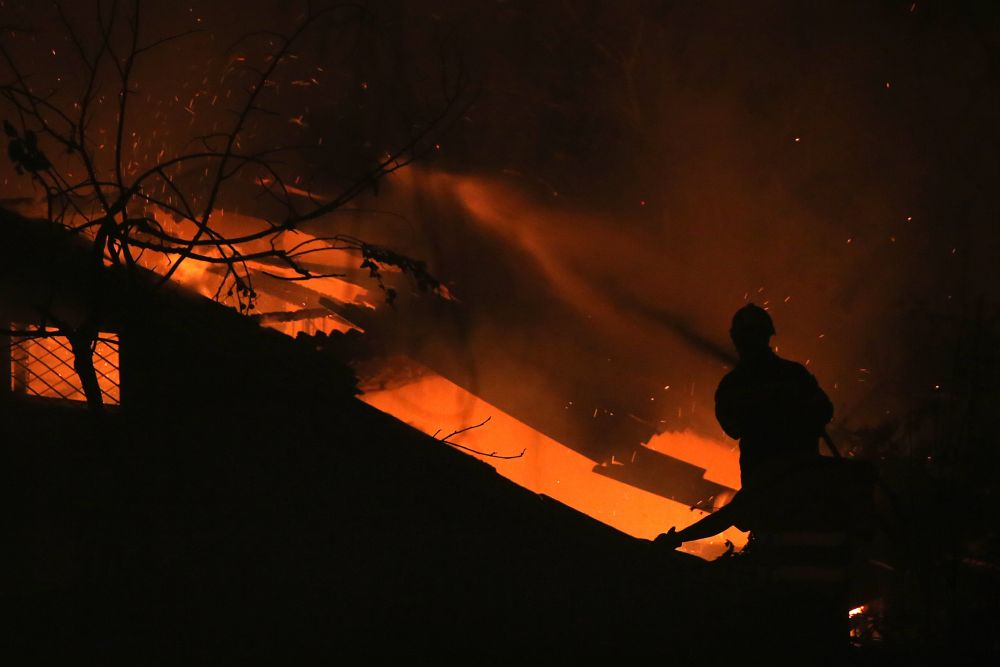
xmin=2 ymin=0 xmax=1000 ymax=660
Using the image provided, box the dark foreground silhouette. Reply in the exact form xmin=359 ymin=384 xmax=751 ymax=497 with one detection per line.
xmin=657 ymin=304 xmax=877 ymax=659
xmin=0 ymin=212 xmax=892 ymax=662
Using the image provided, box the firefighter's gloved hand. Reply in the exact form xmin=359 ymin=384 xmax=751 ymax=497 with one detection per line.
xmin=654 ymin=527 xmax=682 ymax=550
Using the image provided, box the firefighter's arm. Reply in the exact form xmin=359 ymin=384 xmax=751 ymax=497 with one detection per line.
xmin=800 ymin=368 xmax=834 ymax=433
xmin=655 ymin=503 xmax=739 ymax=549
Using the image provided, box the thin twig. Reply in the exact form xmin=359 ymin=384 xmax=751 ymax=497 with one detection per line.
xmin=434 ymin=417 xmax=526 ymax=460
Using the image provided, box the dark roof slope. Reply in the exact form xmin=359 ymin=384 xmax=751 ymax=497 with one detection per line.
xmin=0 ymin=207 xmax=806 ymax=662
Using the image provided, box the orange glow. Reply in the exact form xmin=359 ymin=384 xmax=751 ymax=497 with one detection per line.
xmin=136 ymin=208 xmax=370 ymax=336
xmin=10 ymin=331 xmax=120 ymax=405
xmin=165 ymin=256 xmax=222 ymax=301
xmin=647 ymin=429 xmax=742 ymax=493
xmin=360 ymin=360 xmax=747 ymax=560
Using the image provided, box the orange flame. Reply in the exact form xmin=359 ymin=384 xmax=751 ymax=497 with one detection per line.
xmin=361 ymin=359 xmax=747 ymax=560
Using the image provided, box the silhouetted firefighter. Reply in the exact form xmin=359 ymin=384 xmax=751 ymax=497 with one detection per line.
xmin=656 ymin=303 xmax=835 ymax=547
xmin=657 ymin=304 xmax=876 ymax=655
xmin=719 ymin=304 xmax=834 ymax=479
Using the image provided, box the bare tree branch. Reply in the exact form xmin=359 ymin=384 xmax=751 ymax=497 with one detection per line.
xmin=433 ymin=417 xmax=526 ymax=460
xmin=0 ymin=0 xmax=472 ymax=408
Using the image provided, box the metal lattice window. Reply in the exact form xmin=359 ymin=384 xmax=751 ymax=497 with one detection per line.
xmin=10 ymin=331 xmax=120 ymax=405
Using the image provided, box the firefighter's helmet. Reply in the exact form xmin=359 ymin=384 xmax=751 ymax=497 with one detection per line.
xmin=730 ymin=303 xmax=776 ymax=339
